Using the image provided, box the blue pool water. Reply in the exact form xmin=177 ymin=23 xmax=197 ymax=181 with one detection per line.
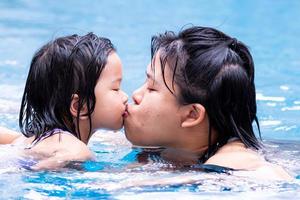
xmin=0 ymin=0 xmax=300 ymax=199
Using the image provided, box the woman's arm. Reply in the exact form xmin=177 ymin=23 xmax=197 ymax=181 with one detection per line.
xmin=0 ymin=127 xmax=21 ymax=144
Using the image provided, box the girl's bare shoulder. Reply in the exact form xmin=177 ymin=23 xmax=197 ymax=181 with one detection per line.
xmin=24 ymin=133 xmax=94 ymax=170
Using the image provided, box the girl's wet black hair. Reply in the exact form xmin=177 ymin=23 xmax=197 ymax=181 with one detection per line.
xmin=151 ymin=26 xmax=261 ymax=157
xmin=19 ymin=33 xmax=115 ymax=141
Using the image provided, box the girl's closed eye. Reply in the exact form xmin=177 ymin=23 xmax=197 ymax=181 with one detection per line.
xmin=112 ymin=83 xmax=121 ymax=91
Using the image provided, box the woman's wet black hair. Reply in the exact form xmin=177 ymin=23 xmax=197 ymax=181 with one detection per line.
xmin=151 ymin=26 xmax=261 ymax=156
xmin=19 ymin=33 xmax=115 ymax=141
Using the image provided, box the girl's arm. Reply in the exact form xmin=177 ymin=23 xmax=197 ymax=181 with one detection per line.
xmin=0 ymin=127 xmax=21 ymax=144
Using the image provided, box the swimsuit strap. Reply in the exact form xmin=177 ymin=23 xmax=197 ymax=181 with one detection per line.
xmin=198 ymin=142 xmax=220 ymax=164
xmin=227 ymin=136 xmax=240 ymax=143
xmin=25 ymin=128 xmax=72 ymax=149
xmin=191 ymin=164 xmax=234 ymax=174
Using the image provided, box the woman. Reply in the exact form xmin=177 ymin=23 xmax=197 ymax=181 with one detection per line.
xmin=124 ymin=26 xmax=291 ymax=180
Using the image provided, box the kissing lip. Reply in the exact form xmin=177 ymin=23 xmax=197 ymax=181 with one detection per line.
xmin=122 ymin=104 xmax=129 ymax=118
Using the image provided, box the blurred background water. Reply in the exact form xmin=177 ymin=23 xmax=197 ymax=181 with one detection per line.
xmin=0 ymin=0 xmax=300 ymax=199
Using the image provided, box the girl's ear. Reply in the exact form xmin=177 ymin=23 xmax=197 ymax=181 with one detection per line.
xmin=70 ymin=94 xmax=89 ymax=120
xmin=181 ymin=104 xmax=206 ymax=128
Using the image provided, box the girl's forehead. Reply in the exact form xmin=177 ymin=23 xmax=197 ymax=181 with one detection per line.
xmin=107 ymin=52 xmax=122 ymax=66
xmin=99 ymin=53 xmax=123 ymax=81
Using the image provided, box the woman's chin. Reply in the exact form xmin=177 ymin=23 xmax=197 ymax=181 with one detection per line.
xmin=124 ymin=132 xmax=139 ymax=145
xmin=124 ymin=130 xmax=145 ymax=146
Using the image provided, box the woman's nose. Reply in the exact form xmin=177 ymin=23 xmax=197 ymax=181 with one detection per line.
xmin=132 ymin=85 xmax=144 ymax=105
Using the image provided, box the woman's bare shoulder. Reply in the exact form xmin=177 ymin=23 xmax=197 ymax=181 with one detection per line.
xmin=205 ymin=141 xmax=292 ymax=180
xmin=205 ymin=141 xmax=261 ymax=168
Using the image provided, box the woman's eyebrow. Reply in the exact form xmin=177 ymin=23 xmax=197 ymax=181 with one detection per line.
xmin=146 ymin=71 xmax=154 ymax=80
xmin=146 ymin=71 xmax=158 ymax=87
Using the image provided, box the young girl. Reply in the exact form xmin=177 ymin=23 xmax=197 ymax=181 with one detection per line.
xmin=0 ymin=33 xmax=128 ymax=170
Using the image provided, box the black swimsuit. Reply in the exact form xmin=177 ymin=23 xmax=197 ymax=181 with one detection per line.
xmin=136 ymin=149 xmax=234 ymax=174
xmin=192 ymin=164 xmax=234 ymax=174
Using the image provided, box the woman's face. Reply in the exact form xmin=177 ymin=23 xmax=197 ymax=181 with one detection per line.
xmin=124 ymin=54 xmax=183 ymax=147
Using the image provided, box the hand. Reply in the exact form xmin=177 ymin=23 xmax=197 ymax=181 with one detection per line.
xmin=0 ymin=126 xmax=21 ymax=144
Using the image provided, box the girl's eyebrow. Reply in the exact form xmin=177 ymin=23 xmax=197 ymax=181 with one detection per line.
xmin=112 ymin=77 xmax=122 ymax=83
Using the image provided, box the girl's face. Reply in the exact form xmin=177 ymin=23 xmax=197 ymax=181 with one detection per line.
xmin=124 ymin=53 xmax=184 ymax=147
xmin=91 ymin=52 xmax=128 ymax=131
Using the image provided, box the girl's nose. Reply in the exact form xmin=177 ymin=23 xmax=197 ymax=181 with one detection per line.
xmin=121 ymin=90 xmax=128 ymax=104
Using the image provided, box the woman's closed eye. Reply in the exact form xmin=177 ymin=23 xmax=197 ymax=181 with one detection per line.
xmin=147 ymin=87 xmax=156 ymax=92
xmin=146 ymin=78 xmax=157 ymax=92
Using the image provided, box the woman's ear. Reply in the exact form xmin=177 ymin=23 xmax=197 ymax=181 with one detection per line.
xmin=70 ymin=94 xmax=89 ymax=120
xmin=181 ymin=104 xmax=206 ymax=128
